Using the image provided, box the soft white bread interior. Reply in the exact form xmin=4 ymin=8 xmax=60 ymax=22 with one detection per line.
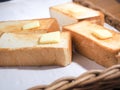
xmin=0 ymin=18 xmax=59 ymax=33
xmin=0 ymin=31 xmax=72 ymax=66
xmin=0 ymin=33 xmax=40 ymax=48
xmin=49 ymin=2 xmax=104 ymax=26
xmin=63 ymin=21 xmax=120 ymax=67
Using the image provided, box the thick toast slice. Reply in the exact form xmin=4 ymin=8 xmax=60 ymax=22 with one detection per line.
xmin=0 ymin=32 xmax=72 ymax=66
xmin=50 ymin=2 xmax=104 ymax=26
xmin=63 ymin=21 xmax=120 ymax=67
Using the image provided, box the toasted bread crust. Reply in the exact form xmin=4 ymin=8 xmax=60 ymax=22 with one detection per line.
xmin=63 ymin=21 xmax=120 ymax=67
xmin=73 ymin=0 xmax=120 ymax=31
xmin=0 ymin=18 xmax=59 ymax=33
xmin=0 ymin=32 xmax=72 ymax=66
xmin=50 ymin=2 xmax=104 ymax=26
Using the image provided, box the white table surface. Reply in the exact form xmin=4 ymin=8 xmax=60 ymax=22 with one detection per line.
xmin=0 ymin=0 xmax=116 ymax=90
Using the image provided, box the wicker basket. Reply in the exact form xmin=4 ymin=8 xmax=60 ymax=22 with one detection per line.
xmin=29 ymin=64 xmax=120 ymax=90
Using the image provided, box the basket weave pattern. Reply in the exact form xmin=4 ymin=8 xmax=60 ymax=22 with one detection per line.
xmin=29 ymin=65 xmax=120 ymax=90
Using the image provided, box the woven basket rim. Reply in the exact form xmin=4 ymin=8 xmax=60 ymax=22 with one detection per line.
xmin=28 ymin=64 xmax=120 ymax=90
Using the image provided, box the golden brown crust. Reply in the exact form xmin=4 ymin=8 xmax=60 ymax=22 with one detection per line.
xmin=50 ymin=2 xmax=104 ymax=26
xmin=47 ymin=19 xmax=60 ymax=32
xmin=63 ymin=21 xmax=120 ymax=67
xmin=0 ymin=18 xmax=59 ymax=34
xmin=116 ymin=52 xmax=120 ymax=63
xmin=0 ymin=31 xmax=4 ymax=37
xmin=82 ymin=12 xmax=104 ymax=25
xmin=58 ymin=32 xmax=72 ymax=66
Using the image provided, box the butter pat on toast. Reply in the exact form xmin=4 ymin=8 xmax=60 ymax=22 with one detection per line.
xmin=63 ymin=21 xmax=120 ymax=67
xmin=92 ymin=29 xmax=113 ymax=39
xmin=0 ymin=18 xmax=59 ymax=33
xmin=0 ymin=32 xmax=72 ymax=66
xmin=22 ymin=21 xmax=40 ymax=30
xmin=39 ymin=31 xmax=60 ymax=44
